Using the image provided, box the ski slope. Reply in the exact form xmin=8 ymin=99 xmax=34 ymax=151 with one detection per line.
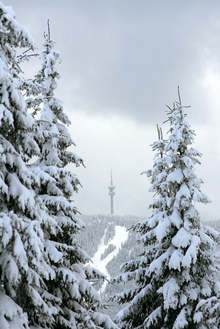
xmin=90 ymin=225 xmax=129 ymax=293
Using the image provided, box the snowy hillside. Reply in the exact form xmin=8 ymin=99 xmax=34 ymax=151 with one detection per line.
xmin=78 ymin=215 xmax=142 ymax=317
xmin=78 ymin=214 xmax=142 ymax=282
xmin=90 ymin=225 xmax=129 ymax=293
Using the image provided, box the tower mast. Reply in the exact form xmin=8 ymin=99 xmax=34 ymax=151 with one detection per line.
xmin=108 ymin=171 xmax=115 ymax=215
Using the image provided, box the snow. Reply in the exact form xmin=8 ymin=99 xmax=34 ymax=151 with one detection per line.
xmin=90 ymin=225 xmax=129 ymax=293
xmin=0 ymin=292 xmax=29 ymax=329
xmin=172 ymin=227 xmax=191 ymax=248
xmin=170 ymin=209 xmax=182 ymax=228
xmin=182 ymin=235 xmax=200 ymax=267
xmin=169 ymin=249 xmax=182 ymax=271
xmin=13 ymin=231 xmax=28 ymax=269
xmin=155 ymin=216 xmax=170 ymax=242
xmin=162 ymin=278 xmax=179 ymax=309
xmin=46 ymin=243 xmax=63 ymax=263
xmin=149 ymin=249 xmax=171 ymax=274
xmin=7 ymin=173 xmax=35 ymax=211
xmin=167 ymin=168 xmax=183 ymax=184
xmin=175 ymin=183 xmax=191 ymax=205
xmin=143 ymin=306 xmax=161 ymax=327
xmin=0 ymin=214 xmax=12 ymax=248
xmin=173 ymin=308 xmax=188 ymax=329
xmin=93 ymin=312 xmax=118 ymax=329
xmin=0 ymin=254 xmax=20 ymax=286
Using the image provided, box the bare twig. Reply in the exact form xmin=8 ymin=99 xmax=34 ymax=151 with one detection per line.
xmin=177 ymin=85 xmax=182 ymax=105
xmin=47 ymin=19 xmax=51 ymax=41
xmin=18 ymin=53 xmax=38 ymax=63
xmin=166 ymin=104 xmax=173 ymax=111
xmin=157 ymin=124 xmax=160 ymax=140
xmin=160 ymin=127 xmax=163 ymax=140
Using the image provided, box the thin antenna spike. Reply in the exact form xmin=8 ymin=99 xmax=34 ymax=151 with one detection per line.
xmin=108 ymin=171 xmax=115 ymax=215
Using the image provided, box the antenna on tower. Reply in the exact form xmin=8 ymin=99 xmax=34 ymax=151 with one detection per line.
xmin=108 ymin=171 xmax=115 ymax=215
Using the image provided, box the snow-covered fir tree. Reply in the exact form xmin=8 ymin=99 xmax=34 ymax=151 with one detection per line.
xmin=30 ymin=23 xmax=118 ymax=329
xmin=113 ymin=92 xmax=220 ymax=329
xmin=0 ymin=3 xmax=60 ymax=329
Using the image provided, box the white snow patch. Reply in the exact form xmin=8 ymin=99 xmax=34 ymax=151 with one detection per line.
xmin=0 ymin=292 xmax=29 ymax=329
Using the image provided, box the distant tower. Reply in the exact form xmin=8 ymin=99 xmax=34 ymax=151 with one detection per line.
xmin=108 ymin=171 xmax=115 ymax=215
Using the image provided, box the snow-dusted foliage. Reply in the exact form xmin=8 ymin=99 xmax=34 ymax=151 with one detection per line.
xmin=30 ymin=27 xmax=118 ymax=329
xmin=0 ymin=3 xmax=58 ymax=329
xmin=113 ymin=94 xmax=220 ymax=328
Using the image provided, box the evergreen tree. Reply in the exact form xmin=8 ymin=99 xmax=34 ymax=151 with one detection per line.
xmin=113 ymin=92 xmax=220 ymax=329
xmin=31 ymin=23 xmax=118 ymax=329
xmin=0 ymin=3 xmax=59 ymax=329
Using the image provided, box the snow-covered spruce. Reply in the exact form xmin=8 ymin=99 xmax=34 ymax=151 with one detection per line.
xmin=112 ymin=96 xmax=220 ymax=328
xmin=0 ymin=3 xmax=60 ymax=329
xmin=30 ymin=26 xmax=118 ymax=329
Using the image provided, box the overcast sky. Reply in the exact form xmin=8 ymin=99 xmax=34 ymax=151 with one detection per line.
xmin=8 ymin=0 xmax=220 ymax=220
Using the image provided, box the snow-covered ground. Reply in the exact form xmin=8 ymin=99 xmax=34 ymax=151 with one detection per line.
xmin=90 ymin=225 xmax=129 ymax=292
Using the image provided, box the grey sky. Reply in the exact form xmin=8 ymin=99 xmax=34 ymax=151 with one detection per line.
xmin=7 ymin=0 xmax=220 ymax=219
